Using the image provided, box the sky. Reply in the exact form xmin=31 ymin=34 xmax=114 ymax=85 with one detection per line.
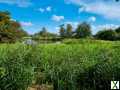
xmin=0 ymin=0 xmax=120 ymax=34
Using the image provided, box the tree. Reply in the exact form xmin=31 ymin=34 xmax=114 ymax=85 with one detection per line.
xmin=39 ymin=27 xmax=47 ymax=37
xmin=0 ymin=11 xmax=11 ymax=31
xmin=0 ymin=11 xmax=28 ymax=43
xmin=115 ymin=27 xmax=120 ymax=40
xmin=95 ymin=29 xmax=117 ymax=41
xmin=0 ymin=11 xmax=10 ymax=23
xmin=66 ymin=24 xmax=73 ymax=38
xmin=75 ymin=22 xmax=91 ymax=38
xmin=34 ymin=27 xmax=58 ymax=39
xmin=59 ymin=25 xmax=65 ymax=38
xmin=115 ymin=27 xmax=120 ymax=33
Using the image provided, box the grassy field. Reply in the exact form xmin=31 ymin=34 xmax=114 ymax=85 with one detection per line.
xmin=0 ymin=39 xmax=120 ymax=90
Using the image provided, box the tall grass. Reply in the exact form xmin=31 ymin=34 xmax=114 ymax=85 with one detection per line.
xmin=0 ymin=40 xmax=120 ymax=90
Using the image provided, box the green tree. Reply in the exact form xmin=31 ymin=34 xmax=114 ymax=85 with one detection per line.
xmin=59 ymin=25 xmax=65 ymax=38
xmin=66 ymin=24 xmax=73 ymax=38
xmin=0 ymin=11 xmax=10 ymax=31
xmin=39 ymin=27 xmax=48 ymax=37
xmin=35 ymin=27 xmax=57 ymax=37
xmin=95 ymin=29 xmax=117 ymax=41
xmin=115 ymin=27 xmax=120 ymax=33
xmin=33 ymin=27 xmax=58 ymax=41
xmin=0 ymin=11 xmax=28 ymax=43
xmin=0 ymin=11 xmax=10 ymax=22
xmin=75 ymin=22 xmax=91 ymax=38
xmin=115 ymin=27 xmax=120 ymax=40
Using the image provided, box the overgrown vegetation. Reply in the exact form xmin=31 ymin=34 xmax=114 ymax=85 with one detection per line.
xmin=0 ymin=40 xmax=120 ymax=90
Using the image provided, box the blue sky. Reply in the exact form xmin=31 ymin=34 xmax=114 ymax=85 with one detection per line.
xmin=0 ymin=0 xmax=120 ymax=34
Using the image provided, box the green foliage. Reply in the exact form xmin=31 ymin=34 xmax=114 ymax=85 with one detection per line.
xmin=33 ymin=27 xmax=59 ymax=43
xmin=59 ymin=25 xmax=66 ymax=38
xmin=0 ymin=11 xmax=28 ymax=43
xmin=115 ymin=27 xmax=120 ymax=40
xmin=62 ymin=39 xmax=113 ymax=44
xmin=0 ymin=44 xmax=41 ymax=90
xmin=75 ymin=22 xmax=92 ymax=38
xmin=115 ymin=27 xmax=120 ymax=33
xmin=37 ymin=27 xmax=48 ymax=37
xmin=0 ymin=40 xmax=120 ymax=90
xmin=66 ymin=24 xmax=73 ymax=38
xmin=37 ymin=42 xmax=120 ymax=90
xmin=59 ymin=24 xmax=73 ymax=38
xmin=0 ymin=11 xmax=10 ymax=23
xmin=34 ymin=27 xmax=58 ymax=39
xmin=95 ymin=29 xmax=117 ymax=41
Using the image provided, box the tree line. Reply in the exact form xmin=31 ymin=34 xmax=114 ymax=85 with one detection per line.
xmin=59 ymin=22 xmax=91 ymax=38
xmin=0 ymin=11 xmax=120 ymax=43
xmin=36 ymin=22 xmax=120 ymax=41
xmin=58 ymin=22 xmax=120 ymax=41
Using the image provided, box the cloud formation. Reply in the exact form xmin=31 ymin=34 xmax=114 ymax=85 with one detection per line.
xmin=92 ymin=24 xmax=119 ymax=34
xmin=0 ymin=0 xmax=32 ymax=7
xmin=88 ymin=16 xmax=96 ymax=22
xmin=95 ymin=24 xmax=119 ymax=30
xmin=38 ymin=8 xmax=45 ymax=13
xmin=38 ymin=6 xmax=52 ymax=13
xmin=20 ymin=21 xmax=33 ymax=27
xmin=46 ymin=6 xmax=52 ymax=12
xmin=52 ymin=15 xmax=64 ymax=22
xmin=65 ymin=0 xmax=120 ymax=19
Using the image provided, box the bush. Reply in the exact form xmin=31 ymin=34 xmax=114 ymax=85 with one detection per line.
xmin=95 ymin=30 xmax=117 ymax=41
xmin=0 ymin=44 xmax=40 ymax=90
xmin=115 ymin=27 xmax=120 ymax=40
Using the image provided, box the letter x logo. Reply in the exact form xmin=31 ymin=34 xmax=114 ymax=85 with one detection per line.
xmin=111 ymin=81 xmax=119 ymax=89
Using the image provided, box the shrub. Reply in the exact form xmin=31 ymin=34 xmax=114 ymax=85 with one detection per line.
xmin=115 ymin=27 xmax=120 ymax=40
xmin=0 ymin=44 xmax=40 ymax=90
xmin=95 ymin=29 xmax=117 ymax=41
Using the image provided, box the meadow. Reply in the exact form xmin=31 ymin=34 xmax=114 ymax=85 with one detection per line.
xmin=0 ymin=39 xmax=120 ymax=90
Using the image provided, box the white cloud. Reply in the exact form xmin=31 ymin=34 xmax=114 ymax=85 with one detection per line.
xmin=38 ymin=8 xmax=45 ymax=13
xmin=92 ymin=24 xmax=119 ymax=34
xmin=52 ymin=15 xmax=64 ymax=22
xmin=37 ymin=6 xmax=52 ymax=13
xmin=85 ymin=2 xmax=120 ymax=19
xmin=65 ymin=0 xmax=120 ymax=20
xmin=97 ymin=24 xmax=119 ymax=30
xmin=46 ymin=6 xmax=52 ymax=12
xmin=0 ymin=0 xmax=32 ymax=7
xmin=20 ymin=21 xmax=33 ymax=27
xmin=88 ymin=16 xmax=96 ymax=22
xmin=55 ymin=27 xmax=60 ymax=30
